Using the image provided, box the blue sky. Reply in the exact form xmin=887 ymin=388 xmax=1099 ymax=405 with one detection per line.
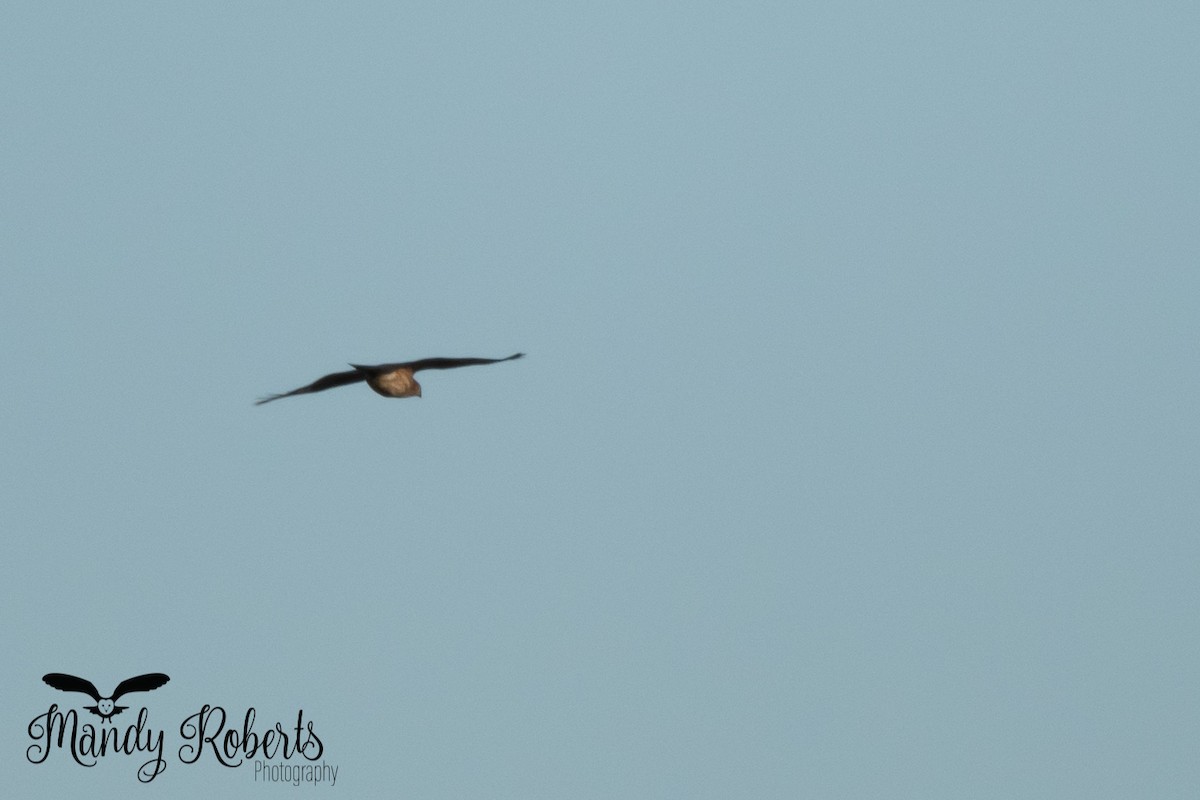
xmin=2 ymin=2 xmax=1198 ymax=797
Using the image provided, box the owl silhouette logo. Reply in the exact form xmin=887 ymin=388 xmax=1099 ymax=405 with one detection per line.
xmin=42 ymin=673 xmax=170 ymax=723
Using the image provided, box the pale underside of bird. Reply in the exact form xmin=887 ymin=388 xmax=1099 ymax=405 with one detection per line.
xmin=255 ymin=352 xmax=524 ymax=405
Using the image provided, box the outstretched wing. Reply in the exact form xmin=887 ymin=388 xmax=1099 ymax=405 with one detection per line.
xmin=111 ymin=673 xmax=170 ymax=700
xmin=43 ymin=673 xmax=102 ymax=701
xmin=256 ymin=368 xmax=367 ymax=405
xmin=401 ymin=353 xmax=525 ymax=373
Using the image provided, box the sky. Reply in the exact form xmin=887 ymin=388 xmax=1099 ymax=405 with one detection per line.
xmin=2 ymin=2 xmax=1198 ymax=797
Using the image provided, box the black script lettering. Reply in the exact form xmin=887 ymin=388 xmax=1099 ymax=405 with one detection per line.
xmin=225 ymin=708 xmax=292 ymax=762
xmin=129 ymin=708 xmax=168 ymax=783
xmin=26 ymin=705 xmax=92 ymax=767
xmin=237 ymin=709 xmax=284 ymax=760
xmin=179 ymin=704 xmax=241 ymax=766
xmin=218 ymin=708 xmax=259 ymax=763
xmin=26 ymin=705 xmax=166 ymax=783
xmin=177 ymin=705 xmax=324 ymax=767
xmin=295 ymin=711 xmax=324 ymax=760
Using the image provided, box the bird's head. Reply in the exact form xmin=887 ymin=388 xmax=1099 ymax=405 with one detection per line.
xmin=97 ymin=698 xmax=114 ymax=716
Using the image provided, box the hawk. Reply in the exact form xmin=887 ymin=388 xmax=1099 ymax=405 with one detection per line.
xmin=256 ymin=352 xmax=524 ymax=405
xmin=42 ymin=673 xmax=170 ymax=723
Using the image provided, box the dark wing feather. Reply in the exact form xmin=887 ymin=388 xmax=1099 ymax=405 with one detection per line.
xmin=401 ymin=353 xmax=525 ymax=373
xmin=111 ymin=673 xmax=170 ymax=700
xmin=43 ymin=673 xmax=102 ymax=701
xmin=256 ymin=368 xmax=367 ymax=405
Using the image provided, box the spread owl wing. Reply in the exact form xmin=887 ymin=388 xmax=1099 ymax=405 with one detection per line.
xmin=255 ymin=368 xmax=367 ymax=405
xmin=111 ymin=673 xmax=170 ymax=700
xmin=399 ymin=353 xmax=525 ymax=372
xmin=43 ymin=673 xmax=103 ymax=701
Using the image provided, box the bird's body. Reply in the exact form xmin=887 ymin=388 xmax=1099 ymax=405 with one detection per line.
xmin=359 ymin=364 xmax=422 ymax=398
xmin=256 ymin=353 xmax=523 ymax=405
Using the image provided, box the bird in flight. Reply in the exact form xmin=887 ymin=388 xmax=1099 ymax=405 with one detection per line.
xmin=42 ymin=673 xmax=170 ymax=723
xmin=256 ymin=352 xmax=524 ymax=405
